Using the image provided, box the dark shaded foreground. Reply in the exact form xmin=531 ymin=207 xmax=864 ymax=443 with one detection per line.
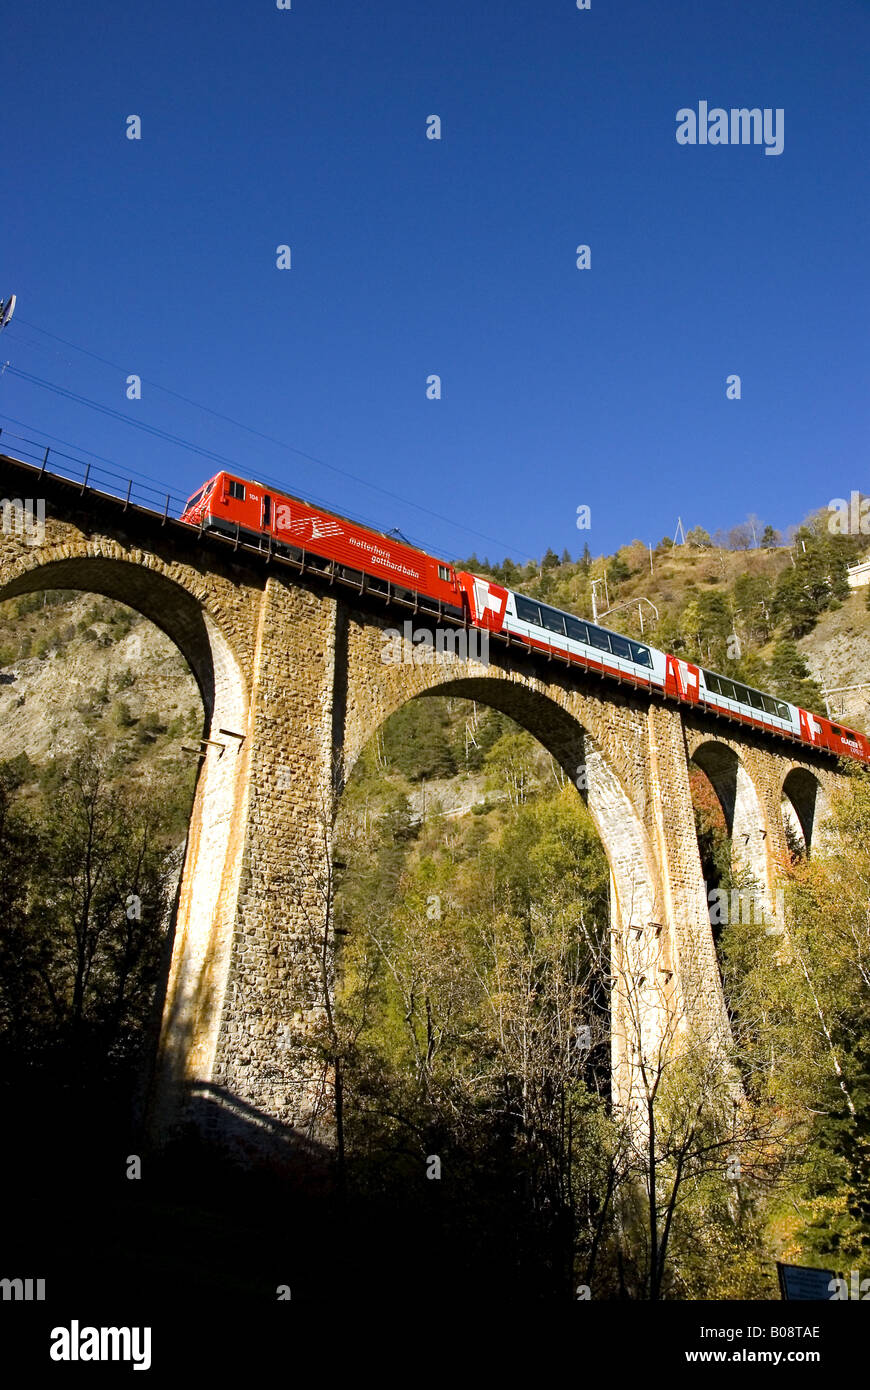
xmin=0 ymin=1078 xmax=575 ymax=1312
xmin=1 ymin=1079 xmax=863 ymax=1378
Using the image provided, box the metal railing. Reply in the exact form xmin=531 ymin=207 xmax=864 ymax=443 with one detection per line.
xmin=0 ymin=428 xmax=189 ymax=521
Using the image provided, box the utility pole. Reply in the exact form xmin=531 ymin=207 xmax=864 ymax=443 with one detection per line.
xmin=590 ymin=578 xmax=602 ymax=623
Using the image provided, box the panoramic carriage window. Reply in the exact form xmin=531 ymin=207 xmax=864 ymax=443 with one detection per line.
xmin=747 ymin=688 xmax=767 ymax=712
xmin=629 ymin=641 xmax=652 ymax=666
xmin=586 ymin=626 xmax=612 ymax=653
xmin=540 ymin=606 xmax=566 ymax=635
xmin=608 ymin=632 xmax=632 ymax=660
xmin=565 ymin=616 xmax=590 ymax=644
xmin=514 ymin=595 xmax=542 ymax=625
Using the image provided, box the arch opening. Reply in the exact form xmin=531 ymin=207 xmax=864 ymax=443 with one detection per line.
xmin=689 ymin=740 xmax=774 ymax=974
xmin=0 ymin=555 xmax=251 ymax=1147
xmin=781 ymin=767 xmax=828 ymax=859
xmin=331 ymin=687 xmax=614 ymax=1292
xmin=323 ymin=675 xmax=675 ymax=1294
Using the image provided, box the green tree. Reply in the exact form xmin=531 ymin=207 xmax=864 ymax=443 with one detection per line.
xmin=773 ymin=533 xmax=851 ymax=638
xmin=768 ymin=641 xmax=824 ymax=711
xmin=732 ymin=572 xmax=774 ymax=645
xmin=382 ymin=701 xmax=456 ymax=781
xmin=484 ymin=730 xmax=537 ymax=806
xmin=686 ymin=526 xmax=711 ymax=549
xmin=607 ymin=554 xmax=631 ymax=585
xmin=0 ymin=753 xmax=179 ymax=1091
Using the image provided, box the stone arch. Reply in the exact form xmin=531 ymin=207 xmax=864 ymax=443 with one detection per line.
xmin=781 ymin=766 xmax=830 ymax=857
xmin=690 ymin=739 xmax=770 ymax=893
xmin=0 ymin=546 xmax=239 ymax=717
xmin=346 ymin=669 xmax=661 ymax=932
xmin=341 ymin=665 xmax=675 ymax=1104
xmin=0 ymin=546 xmax=252 ymax=1107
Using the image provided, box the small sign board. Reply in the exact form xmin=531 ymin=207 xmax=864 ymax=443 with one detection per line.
xmin=777 ymin=1262 xmax=836 ymax=1300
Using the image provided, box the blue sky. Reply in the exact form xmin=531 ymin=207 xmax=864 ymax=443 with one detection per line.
xmin=2 ymin=0 xmax=868 ymax=566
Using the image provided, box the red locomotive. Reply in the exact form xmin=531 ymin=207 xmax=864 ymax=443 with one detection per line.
xmin=181 ymin=470 xmax=466 ymax=611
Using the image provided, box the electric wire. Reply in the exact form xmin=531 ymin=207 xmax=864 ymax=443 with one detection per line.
xmin=6 ymin=317 xmax=533 ymax=561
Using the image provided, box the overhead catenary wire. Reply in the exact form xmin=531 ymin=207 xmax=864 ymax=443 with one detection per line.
xmin=5 ymin=317 xmax=533 ymax=562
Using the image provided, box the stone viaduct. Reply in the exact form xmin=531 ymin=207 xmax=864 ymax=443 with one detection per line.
xmin=0 ymin=452 xmax=844 ymax=1155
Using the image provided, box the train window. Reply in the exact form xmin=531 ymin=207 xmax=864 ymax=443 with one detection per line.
xmin=185 ymin=489 xmax=204 ymax=511
xmin=609 ymin=633 xmax=632 ymax=660
xmin=747 ymin=688 xmax=767 ymax=711
xmin=717 ymin=678 xmax=737 ymax=700
xmin=515 ymin=595 xmax=542 ymax=625
xmin=263 ymin=495 xmax=271 ymax=526
xmin=586 ymin=626 xmax=612 ymax=653
xmin=437 ymin=564 xmax=451 ymax=582
xmin=732 ymin=684 xmax=751 ymax=705
xmin=541 ymin=607 xmax=566 ymax=635
xmin=761 ymin=695 xmax=780 ymax=716
xmin=630 ymin=642 xmax=652 ymax=667
xmin=776 ymin=701 xmax=790 ymax=719
xmin=228 ymin=480 xmax=246 ymax=501
xmin=703 ymin=671 xmax=721 ymax=695
xmin=565 ymin=617 xmax=590 ymax=644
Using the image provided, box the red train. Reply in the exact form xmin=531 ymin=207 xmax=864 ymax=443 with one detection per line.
xmin=181 ymin=471 xmax=870 ymax=766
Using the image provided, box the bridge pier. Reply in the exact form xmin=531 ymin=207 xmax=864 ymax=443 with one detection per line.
xmin=150 ymin=575 xmax=343 ymax=1157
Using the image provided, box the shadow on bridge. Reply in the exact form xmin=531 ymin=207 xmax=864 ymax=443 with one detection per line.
xmin=170 ymin=1079 xmax=333 ymax=1176
xmin=0 ymin=1070 xmax=340 ymax=1309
